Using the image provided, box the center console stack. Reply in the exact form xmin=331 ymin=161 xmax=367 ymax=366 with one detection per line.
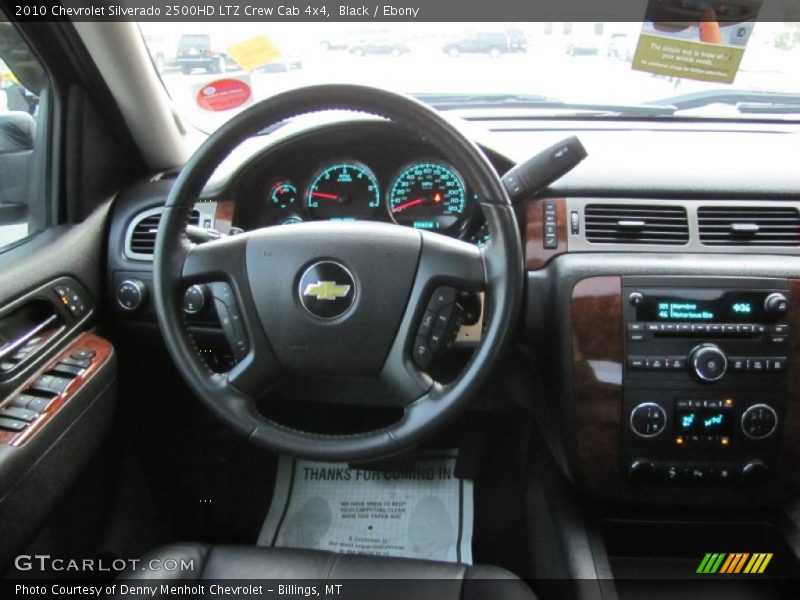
xmin=620 ymin=278 xmax=789 ymax=488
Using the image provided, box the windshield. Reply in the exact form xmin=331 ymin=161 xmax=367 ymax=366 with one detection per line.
xmin=138 ymin=21 xmax=800 ymax=132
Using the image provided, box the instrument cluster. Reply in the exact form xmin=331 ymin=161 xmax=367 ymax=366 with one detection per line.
xmin=260 ymin=158 xmax=472 ymax=234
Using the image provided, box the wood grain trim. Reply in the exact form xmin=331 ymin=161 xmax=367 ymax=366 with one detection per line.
xmin=214 ymin=200 xmax=235 ymax=233
xmin=775 ymin=279 xmax=800 ymax=495
xmin=521 ymin=197 xmax=567 ymax=270
xmin=571 ymin=276 xmax=624 ymax=496
xmin=571 ymin=277 xmax=800 ymax=504
xmin=0 ymin=332 xmax=113 ymax=446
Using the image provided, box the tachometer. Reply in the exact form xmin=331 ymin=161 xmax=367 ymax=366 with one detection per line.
xmin=387 ymin=161 xmax=467 ymax=230
xmin=306 ymin=161 xmax=380 ymax=221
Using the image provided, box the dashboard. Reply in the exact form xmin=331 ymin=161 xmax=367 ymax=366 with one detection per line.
xmin=227 ymin=124 xmax=492 ymax=245
xmin=107 ymin=114 xmax=800 ymax=508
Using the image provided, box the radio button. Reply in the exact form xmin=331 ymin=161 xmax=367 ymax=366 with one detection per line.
xmin=753 ymin=324 xmax=767 ymax=335
xmin=645 ymin=357 xmax=665 ymax=370
xmin=741 ymin=404 xmax=778 ymax=440
xmin=630 ymin=403 xmax=667 ymax=437
xmin=769 ymin=334 xmax=788 ymax=345
xmin=666 ymin=356 xmax=686 ymax=370
xmin=690 ymin=344 xmax=728 ymax=382
xmin=772 ymin=324 xmax=788 ymax=334
xmin=628 ymin=323 xmax=644 ymax=332
xmin=767 ymin=357 xmax=787 ymax=371
xmin=664 ymin=323 xmax=678 ymax=333
xmin=722 ymin=324 xmax=738 ymax=334
xmin=708 ymin=324 xmax=722 ymax=335
xmin=749 ymin=358 xmax=766 ymax=372
xmin=737 ymin=324 xmax=754 ymax=334
xmin=730 ymin=357 xmax=749 ymax=371
xmin=646 ymin=323 xmax=661 ymax=332
xmin=627 ymin=357 xmax=646 ymax=371
xmin=691 ymin=324 xmax=708 ymax=333
xmin=628 ymin=332 xmax=646 ymax=343
xmin=678 ymin=323 xmax=692 ymax=334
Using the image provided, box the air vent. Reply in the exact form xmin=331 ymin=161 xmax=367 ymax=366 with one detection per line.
xmin=125 ymin=208 xmax=200 ymax=259
xmin=584 ymin=204 xmax=689 ymax=245
xmin=698 ymin=205 xmax=800 ymax=247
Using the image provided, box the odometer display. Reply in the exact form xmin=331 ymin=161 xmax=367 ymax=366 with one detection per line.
xmin=306 ymin=161 xmax=380 ymax=221
xmin=388 ymin=161 xmax=467 ymax=230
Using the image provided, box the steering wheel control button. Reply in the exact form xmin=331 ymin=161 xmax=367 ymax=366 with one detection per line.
xmin=689 ymin=344 xmax=727 ymax=382
xmin=630 ymin=402 xmax=667 ymax=438
xmin=298 ymin=261 xmax=355 ymax=320
xmin=210 ymin=283 xmax=249 ymax=361
xmin=116 ymin=278 xmax=147 ymax=311
xmin=418 ymin=310 xmax=436 ymax=337
xmin=428 ymin=286 xmax=457 ymax=312
xmin=741 ymin=404 xmax=778 ymax=440
xmin=412 ymin=336 xmax=433 ymax=369
xmin=183 ymin=285 xmax=208 ymax=315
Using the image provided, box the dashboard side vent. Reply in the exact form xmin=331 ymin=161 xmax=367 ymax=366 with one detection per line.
xmin=125 ymin=208 xmax=200 ymax=259
xmin=698 ymin=205 xmax=800 ymax=247
xmin=584 ymin=204 xmax=689 ymax=245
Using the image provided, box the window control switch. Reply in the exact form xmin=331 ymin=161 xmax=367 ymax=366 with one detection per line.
xmin=0 ymin=417 xmax=28 ymax=432
xmin=0 ymin=406 xmax=38 ymax=422
xmin=50 ymin=363 xmax=84 ymax=378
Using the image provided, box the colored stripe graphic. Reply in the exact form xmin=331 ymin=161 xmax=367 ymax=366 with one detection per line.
xmin=698 ymin=552 xmax=773 ymax=574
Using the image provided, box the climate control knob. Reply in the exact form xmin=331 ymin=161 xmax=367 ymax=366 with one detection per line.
xmin=689 ymin=343 xmax=727 ymax=382
xmin=630 ymin=402 xmax=666 ymax=438
xmin=741 ymin=404 xmax=778 ymax=440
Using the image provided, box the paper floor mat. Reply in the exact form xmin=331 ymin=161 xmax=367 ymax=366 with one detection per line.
xmin=258 ymin=452 xmax=473 ymax=563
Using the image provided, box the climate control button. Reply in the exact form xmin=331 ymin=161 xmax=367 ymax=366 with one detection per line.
xmin=630 ymin=402 xmax=667 ymax=438
xmin=689 ymin=344 xmax=727 ymax=382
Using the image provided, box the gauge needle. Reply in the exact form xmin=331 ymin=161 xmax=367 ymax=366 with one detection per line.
xmin=311 ymin=191 xmax=340 ymax=201
xmin=392 ymin=197 xmax=424 ymax=213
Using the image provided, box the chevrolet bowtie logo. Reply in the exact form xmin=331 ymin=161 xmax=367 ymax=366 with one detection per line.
xmin=302 ymin=281 xmax=351 ymax=301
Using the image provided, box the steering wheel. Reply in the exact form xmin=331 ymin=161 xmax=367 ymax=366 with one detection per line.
xmin=153 ymin=85 xmax=523 ymax=462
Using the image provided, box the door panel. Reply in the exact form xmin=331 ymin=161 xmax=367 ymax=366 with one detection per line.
xmin=0 ymin=201 xmax=116 ymax=567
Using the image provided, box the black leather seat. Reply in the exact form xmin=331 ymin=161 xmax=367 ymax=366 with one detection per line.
xmin=116 ymin=544 xmax=535 ymax=600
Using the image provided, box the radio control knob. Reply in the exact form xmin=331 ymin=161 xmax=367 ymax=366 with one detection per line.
xmin=689 ymin=344 xmax=727 ymax=382
xmin=628 ymin=291 xmax=644 ymax=307
xmin=630 ymin=402 xmax=666 ymax=437
xmin=764 ymin=293 xmax=788 ymax=319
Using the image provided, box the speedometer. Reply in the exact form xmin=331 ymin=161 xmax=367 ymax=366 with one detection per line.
xmin=306 ymin=161 xmax=380 ymax=221
xmin=387 ymin=161 xmax=467 ymax=230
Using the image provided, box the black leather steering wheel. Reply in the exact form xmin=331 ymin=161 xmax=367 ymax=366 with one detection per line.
xmin=153 ymin=85 xmax=523 ymax=462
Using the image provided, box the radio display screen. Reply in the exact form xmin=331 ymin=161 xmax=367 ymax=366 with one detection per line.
xmin=675 ymin=409 xmax=732 ymax=436
xmin=635 ymin=291 xmax=769 ymax=323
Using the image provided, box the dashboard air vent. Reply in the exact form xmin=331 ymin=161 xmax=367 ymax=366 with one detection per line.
xmin=584 ymin=204 xmax=689 ymax=245
xmin=126 ymin=208 xmax=200 ymax=259
xmin=698 ymin=205 xmax=800 ymax=247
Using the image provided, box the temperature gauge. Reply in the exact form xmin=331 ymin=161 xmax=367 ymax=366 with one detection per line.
xmin=269 ymin=180 xmax=299 ymax=210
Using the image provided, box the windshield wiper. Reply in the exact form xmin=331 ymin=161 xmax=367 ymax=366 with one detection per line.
xmin=648 ymin=90 xmax=800 ymax=115
xmin=412 ymin=93 xmax=677 ymax=117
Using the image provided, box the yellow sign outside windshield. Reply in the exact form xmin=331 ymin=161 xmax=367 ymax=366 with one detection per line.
xmin=633 ymin=34 xmax=746 ymax=84
xmin=226 ymin=35 xmax=283 ymax=71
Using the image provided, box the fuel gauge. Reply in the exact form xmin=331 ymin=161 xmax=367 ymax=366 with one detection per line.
xmin=268 ymin=180 xmax=299 ymax=210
